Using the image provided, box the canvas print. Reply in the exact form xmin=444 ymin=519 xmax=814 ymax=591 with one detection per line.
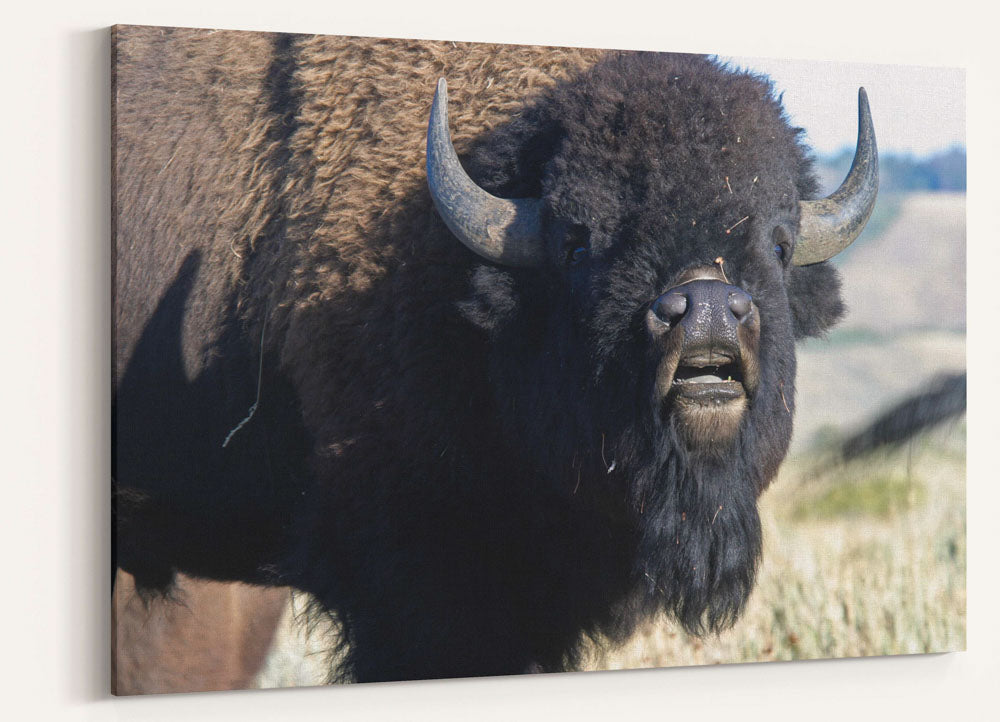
xmin=111 ymin=25 xmax=966 ymax=693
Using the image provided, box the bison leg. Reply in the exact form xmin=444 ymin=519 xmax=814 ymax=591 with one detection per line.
xmin=300 ymin=539 xmax=547 ymax=682
xmin=341 ymin=593 xmax=539 ymax=683
xmin=111 ymin=570 xmax=289 ymax=694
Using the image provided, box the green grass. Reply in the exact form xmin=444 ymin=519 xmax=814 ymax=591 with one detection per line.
xmin=804 ymin=326 xmax=966 ymax=350
xmin=791 ymin=473 xmax=926 ymax=520
xmin=808 ymin=326 xmax=890 ymax=348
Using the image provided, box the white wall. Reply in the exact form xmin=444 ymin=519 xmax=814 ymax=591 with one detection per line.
xmin=2 ymin=2 xmax=995 ymax=720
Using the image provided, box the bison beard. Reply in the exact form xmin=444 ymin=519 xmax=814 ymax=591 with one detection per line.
xmin=113 ymin=31 xmax=874 ymax=684
xmin=632 ymin=449 xmax=762 ymax=635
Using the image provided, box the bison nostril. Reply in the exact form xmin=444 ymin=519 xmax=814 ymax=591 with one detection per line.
xmin=728 ymin=289 xmax=752 ymax=321
xmin=651 ymin=292 xmax=688 ymax=326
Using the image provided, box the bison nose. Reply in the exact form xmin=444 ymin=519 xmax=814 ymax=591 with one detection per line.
xmin=728 ymin=288 xmax=752 ymax=322
xmin=650 ymin=291 xmax=688 ymax=329
xmin=647 ymin=278 xmax=756 ymax=344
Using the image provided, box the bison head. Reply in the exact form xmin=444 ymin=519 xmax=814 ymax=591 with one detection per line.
xmin=427 ymin=53 xmax=877 ymax=633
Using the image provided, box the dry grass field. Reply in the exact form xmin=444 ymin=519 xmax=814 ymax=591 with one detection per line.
xmin=591 ymin=425 xmax=965 ymax=669
xmin=253 ymin=192 xmax=966 ymax=685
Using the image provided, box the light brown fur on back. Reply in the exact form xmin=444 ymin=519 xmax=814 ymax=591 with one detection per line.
xmin=115 ymin=26 xmax=604 ymax=420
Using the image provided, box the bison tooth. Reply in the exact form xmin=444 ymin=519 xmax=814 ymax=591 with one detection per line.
xmin=688 ymin=374 xmax=723 ymax=384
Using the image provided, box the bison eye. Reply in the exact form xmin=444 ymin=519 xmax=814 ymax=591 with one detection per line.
xmin=562 ymin=223 xmax=591 ymax=267
xmin=771 ymin=225 xmax=792 ymax=267
xmin=568 ymin=246 xmax=589 ymax=266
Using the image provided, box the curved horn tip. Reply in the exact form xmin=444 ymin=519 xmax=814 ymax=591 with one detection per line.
xmin=858 ymin=87 xmax=873 ymax=126
xmin=793 ymin=88 xmax=879 ymax=266
xmin=425 ymin=74 xmax=545 ymax=268
xmin=431 ymin=78 xmax=449 ymax=122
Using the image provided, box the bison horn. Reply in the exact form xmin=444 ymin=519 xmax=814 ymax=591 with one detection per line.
xmin=426 ymin=78 xmax=545 ymax=268
xmin=793 ymin=88 xmax=879 ymax=266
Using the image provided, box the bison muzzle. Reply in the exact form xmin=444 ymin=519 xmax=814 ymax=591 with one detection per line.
xmin=648 ymin=267 xmax=760 ymax=445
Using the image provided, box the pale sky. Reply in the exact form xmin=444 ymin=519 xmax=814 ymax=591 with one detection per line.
xmin=719 ymin=55 xmax=965 ymax=157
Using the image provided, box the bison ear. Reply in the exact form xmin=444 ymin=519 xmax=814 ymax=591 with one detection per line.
xmin=787 ymin=262 xmax=845 ymax=339
xmin=456 ymin=266 xmax=521 ymax=336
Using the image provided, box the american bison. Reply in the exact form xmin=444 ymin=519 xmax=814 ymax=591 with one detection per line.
xmin=113 ymin=27 xmax=877 ymax=683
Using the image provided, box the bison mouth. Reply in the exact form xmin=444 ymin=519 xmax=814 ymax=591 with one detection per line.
xmin=646 ymin=268 xmax=763 ymax=445
xmin=656 ymin=348 xmax=756 ymax=445
xmin=670 ymin=353 xmax=746 ymax=403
